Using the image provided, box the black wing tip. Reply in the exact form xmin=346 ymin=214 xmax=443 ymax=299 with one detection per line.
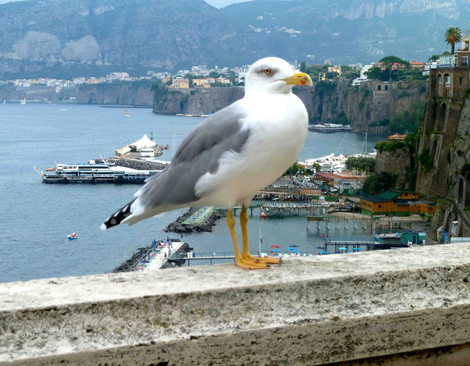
xmin=101 ymin=199 xmax=136 ymax=231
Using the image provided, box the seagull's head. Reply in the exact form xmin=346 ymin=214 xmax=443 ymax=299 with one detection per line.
xmin=245 ymin=57 xmax=313 ymax=95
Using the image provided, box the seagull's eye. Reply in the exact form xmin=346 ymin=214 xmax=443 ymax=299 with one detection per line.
xmin=263 ymin=68 xmax=272 ymax=76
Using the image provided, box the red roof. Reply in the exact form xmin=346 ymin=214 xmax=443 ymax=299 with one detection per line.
xmin=315 ymin=172 xmax=336 ymax=180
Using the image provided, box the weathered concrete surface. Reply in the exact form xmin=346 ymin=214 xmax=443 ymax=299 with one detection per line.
xmin=2 ymin=244 xmax=470 ymax=365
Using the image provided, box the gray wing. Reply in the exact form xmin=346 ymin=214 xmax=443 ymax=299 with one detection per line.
xmin=121 ymin=101 xmax=251 ymax=224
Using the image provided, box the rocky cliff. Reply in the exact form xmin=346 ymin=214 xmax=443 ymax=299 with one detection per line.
xmin=0 ymin=0 xmax=272 ymax=77
xmin=223 ymin=0 xmax=470 ymax=64
xmin=153 ymin=81 xmax=427 ymax=135
xmin=0 ymin=82 xmax=154 ymax=105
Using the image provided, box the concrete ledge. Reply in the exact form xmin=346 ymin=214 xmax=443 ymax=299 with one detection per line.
xmin=1 ymin=244 xmax=470 ymax=365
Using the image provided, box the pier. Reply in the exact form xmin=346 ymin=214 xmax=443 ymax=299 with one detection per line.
xmin=117 ymin=239 xmax=188 ymax=272
xmin=231 ymin=202 xmax=346 ymax=217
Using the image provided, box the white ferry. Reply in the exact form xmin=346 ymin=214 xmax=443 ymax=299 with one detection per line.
xmin=34 ymin=160 xmax=162 ymax=184
xmin=308 ymin=123 xmax=352 ymax=133
xmin=140 ymin=148 xmax=155 ymax=161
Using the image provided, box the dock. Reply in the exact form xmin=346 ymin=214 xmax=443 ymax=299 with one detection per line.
xmin=120 ymin=239 xmax=187 ymax=272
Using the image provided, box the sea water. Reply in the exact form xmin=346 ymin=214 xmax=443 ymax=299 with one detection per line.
xmin=0 ymin=103 xmax=381 ymax=283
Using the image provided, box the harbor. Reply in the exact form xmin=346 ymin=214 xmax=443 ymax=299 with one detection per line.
xmin=33 ymin=134 xmax=170 ymax=184
xmin=1 ymin=102 xmax=383 ymax=283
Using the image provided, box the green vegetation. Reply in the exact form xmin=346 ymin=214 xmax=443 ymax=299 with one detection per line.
xmin=375 ymin=141 xmax=406 ymax=153
xmin=285 ymin=162 xmax=307 ymax=176
xmin=445 ymin=27 xmax=462 ymax=54
xmin=365 ymin=67 xmax=428 ymax=81
xmin=330 ymin=112 xmax=349 ymax=125
xmin=300 ymin=61 xmax=307 ymax=73
xmin=460 ymin=163 xmax=470 ymax=181
xmin=359 ymin=88 xmax=370 ymax=110
xmin=388 ymin=101 xmax=425 ymax=134
xmin=306 ymin=64 xmax=360 ymax=82
xmin=345 ymin=156 xmax=375 ymax=172
xmin=417 ymin=148 xmax=434 ymax=171
xmin=379 ymin=56 xmax=410 ymax=66
xmin=370 ymin=119 xmax=390 ymax=127
xmin=362 ymin=172 xmax=398 ymax=195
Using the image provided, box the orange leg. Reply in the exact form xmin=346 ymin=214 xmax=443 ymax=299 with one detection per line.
xmin=227 ymin=210 xmax=269 ymax=270
xmin=240 ymin=206 xmax=282 ymax=265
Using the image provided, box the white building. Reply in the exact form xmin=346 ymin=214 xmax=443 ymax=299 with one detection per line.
xmin=352 ymin=64 xmax=374 ymax=86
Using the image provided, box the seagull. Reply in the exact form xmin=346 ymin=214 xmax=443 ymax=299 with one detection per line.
xmin=101 ymin=57 xmax=312 ymax=269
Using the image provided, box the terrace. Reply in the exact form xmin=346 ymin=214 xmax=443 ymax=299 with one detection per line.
xmin=2 ymin=244 xmax=470 ymax=365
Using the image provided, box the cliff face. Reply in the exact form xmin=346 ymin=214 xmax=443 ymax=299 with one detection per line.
xmin=375 ymin=147 xmax=411 ymax=187
xmin=311 ymin=80 xmax=427 ymax=133
xmin=152 ymin=86 xmax=317 ymax=117
xmin=0 ymin=83 xmax=154 ymax=106
xmin=75 ymin=85 xmax=153 ymax=105
xmin=223 ymin=0 xmax=470 ymax=64
xmin=153 ymin=82 xmax=426 ymax=135
xmin=0 ymin=0 xmax=272 ymax=76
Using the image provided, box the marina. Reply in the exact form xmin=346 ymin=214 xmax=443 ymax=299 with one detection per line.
xmin=1 ymin=103 xmax=382 ymax=283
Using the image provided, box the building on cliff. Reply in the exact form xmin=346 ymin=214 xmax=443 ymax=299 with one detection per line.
xmin=415 ymin=44 xmax=470 ymax=242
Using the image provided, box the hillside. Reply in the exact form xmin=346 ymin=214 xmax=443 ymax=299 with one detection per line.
xmin=222 ymin=0 xmax=470 ymax=64
xmin=0 ymin=0 xmax=271 ymax=78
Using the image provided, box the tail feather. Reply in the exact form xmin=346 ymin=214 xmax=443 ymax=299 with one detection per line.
xmin=101 ymin=199 xmax=136 ymax=230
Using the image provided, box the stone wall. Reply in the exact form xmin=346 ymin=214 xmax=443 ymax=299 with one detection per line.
xmin=108 ymin=158 xmax=168 ymax=171
xmin=3 ymin=245 xmax=470 ymax=365
xmin=375 ymin=147 xmax=410 ymax=187
xmin=416 ymin=68 xmax=469 ymax=198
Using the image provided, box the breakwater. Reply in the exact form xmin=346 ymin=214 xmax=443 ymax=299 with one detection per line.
xmin=112 ymin=239 xmax=192 ymax=272
xmin=165 ymin=207 xmax=222 ymax=233
xmin=108 ymin=158 xmax=169 ymax=171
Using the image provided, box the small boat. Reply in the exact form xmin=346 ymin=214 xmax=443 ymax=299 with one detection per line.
xmin=67 ymin=233 xmax=77 ymax=240
xmin=124 ymin=106 xmax=131 ymax=117
xmin=20 ymin=98 xmax=27 ymax=105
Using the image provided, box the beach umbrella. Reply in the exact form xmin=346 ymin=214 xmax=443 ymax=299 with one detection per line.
xmin=293 ymin=249 xmax=301 ymax=253
xmin=353 ymin=247 xmax=361 ymax=251
xmin=273 ymin=249 xmax=282 ymax=252
xmin=289 ymin=247 xmax=295 ymax=250
xmin=316 ymin=246 xmax=324 ymax=249
xmin=339 ymin=247 xmax=347 ymax=250
xmin=320 ymin=251 xmax=328 ymax=254
xmin=271 ymin=245 xmax=280 ymax=248
xmin=290 ymin=245 xmax=299 ymax=247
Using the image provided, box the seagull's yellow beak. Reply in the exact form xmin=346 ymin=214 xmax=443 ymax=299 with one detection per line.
xmin=282 ymin=72 xmax=313 ymax=86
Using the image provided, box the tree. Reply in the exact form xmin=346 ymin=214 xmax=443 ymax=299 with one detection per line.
xmin=285 ymin=162 xmax=306 ymax=176
xmin=300 ymin=61 xmax=307 ymax=73
xmin=379 ymin=56 xmax=409 ymax=66
xmin=428 ymin=55 xmax=440 ymax=62
xmin=209 ymin=71 xmax=220 ymax=78
xmin=445 ymin=27 xmax=462 ymax=54
xmin=325 ymin=71 xmax=339 ymax=80
xmin=363 ymin=172 xmax=397 ymax=195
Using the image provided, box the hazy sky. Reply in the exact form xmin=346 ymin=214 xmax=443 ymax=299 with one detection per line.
xmin=0 ymin=0 xmax=252 ymax=8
